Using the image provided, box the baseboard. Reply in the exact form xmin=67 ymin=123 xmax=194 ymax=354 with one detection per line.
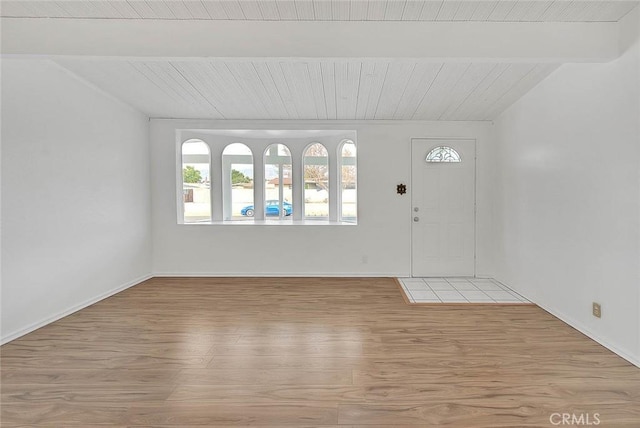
xmin=397 ymin=275 xmax=495 ymax=279
xmin=535 ymin=301 xmax=640 ymax=368
xmin=152 ymin=272 xmax=405 ymax=277
xmin=494 ymin=278 xmax=640 ymax=369
xmin=0 ymin=273 xmax=152 ymax=345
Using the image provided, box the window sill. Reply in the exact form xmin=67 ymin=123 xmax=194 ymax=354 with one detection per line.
xmin=180 ymin=219 xmax=357 ymax=226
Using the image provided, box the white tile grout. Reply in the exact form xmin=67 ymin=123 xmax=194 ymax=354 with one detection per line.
xmin=399 ymin=277 xmax=531 ymax=304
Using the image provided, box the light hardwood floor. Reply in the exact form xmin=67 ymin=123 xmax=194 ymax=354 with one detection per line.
xmin=1 ymin=277 xmax=639 ymax=427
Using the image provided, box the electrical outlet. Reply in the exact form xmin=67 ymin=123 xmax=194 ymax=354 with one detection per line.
xmin=592 ymin=302 xmax=601 ymax=318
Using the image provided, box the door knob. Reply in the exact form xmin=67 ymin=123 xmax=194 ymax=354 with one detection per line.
xmin=413 ymin=217 xmax=419 ymax=222
xmin=414 ymin=207 xmax=419 ymax=212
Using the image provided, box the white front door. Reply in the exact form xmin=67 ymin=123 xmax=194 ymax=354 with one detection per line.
xmin=411 ymin=139 xmax=475 ymax=277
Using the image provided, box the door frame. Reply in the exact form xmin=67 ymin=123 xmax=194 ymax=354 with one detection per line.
xmin=410 ymin=138 xmax=477 ymax=278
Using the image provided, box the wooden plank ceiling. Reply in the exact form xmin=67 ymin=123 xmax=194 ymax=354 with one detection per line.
xmin=2 ymin=1 xmax=638 ymax=22
xmin=6 ymin=1 xmax=635 ymax=120
xmin=55 ymin=59 xmax=559 ymax=120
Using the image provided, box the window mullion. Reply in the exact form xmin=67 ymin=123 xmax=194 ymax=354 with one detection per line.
xmin=292 ymin=155 xmax=303 ymax=221
xmin=221 ymin=157 xmax=232 ymax=220
xmin=329 ymin=147 xmax=340 ymax=222
xmin=278 ymin=160 xmax=284 ymax=220
xmin=254 ymin=153 xmax=265 ymax=221
xmin=211 ymin=147 xmax=223 ymax=222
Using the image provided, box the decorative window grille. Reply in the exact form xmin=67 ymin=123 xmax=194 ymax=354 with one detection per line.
xmin=426 ymin=146 xmax=461 ymax=163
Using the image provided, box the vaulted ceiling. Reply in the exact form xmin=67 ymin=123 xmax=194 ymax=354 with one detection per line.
xmin=2 ymin=1 xmax=637 ymax=121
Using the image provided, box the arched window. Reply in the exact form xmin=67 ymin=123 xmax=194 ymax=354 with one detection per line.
xmin=426 ymin=146 xmax=461 ymax=163
xmin=339 ymin=140 xmax=357 ymax=222
xmin=181 ymin=140 xmax=211 ymax=223
xmin=222 ymin=143 xmax=253 ymax=220
xmin=303 ymin=143 xmax=329 ymax=219
xmin=177 ymin=130 xmax=358 ymax=225
xmin=264 ymin=144 xmax=293 ymax=220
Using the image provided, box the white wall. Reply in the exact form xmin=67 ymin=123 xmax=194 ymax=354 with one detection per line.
xmin=151 ymin=120 xmax=495 ymax=277
xmin=1 ymin=59 xmax=152 ymax=342
xmin=491 ymin=9 xmax=640 ymax=366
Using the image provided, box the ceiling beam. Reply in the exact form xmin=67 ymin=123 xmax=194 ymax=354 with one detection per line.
xmin=0 ymin=18 xmax=620 ymax=63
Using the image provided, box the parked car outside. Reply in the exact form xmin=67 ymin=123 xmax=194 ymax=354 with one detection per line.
xmin=241 ymin=200 xmax=292 ymax=217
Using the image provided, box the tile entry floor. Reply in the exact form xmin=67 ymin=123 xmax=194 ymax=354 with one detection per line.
xmin=398 ymin=277 xmax=531 ymax=304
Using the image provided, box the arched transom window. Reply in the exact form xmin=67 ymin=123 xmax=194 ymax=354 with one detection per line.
xmin=426 ymin=146 xmax=461 ymax=163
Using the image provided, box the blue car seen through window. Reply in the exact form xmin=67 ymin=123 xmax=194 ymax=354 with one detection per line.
xmin=241 ymin=200 xmax=292 ymax=217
